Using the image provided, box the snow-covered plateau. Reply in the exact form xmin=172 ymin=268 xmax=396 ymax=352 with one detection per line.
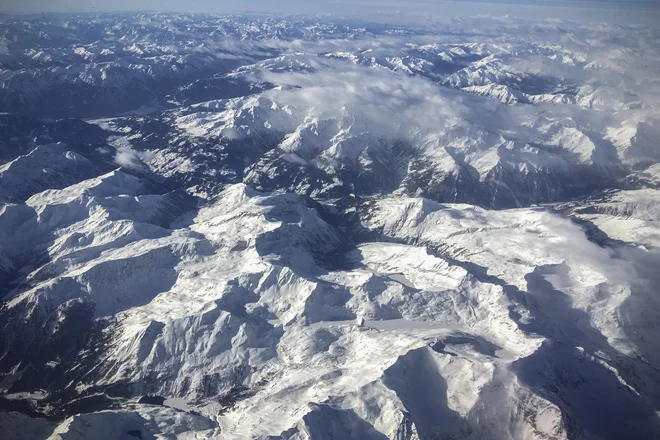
xmin=1 ymin=11 xmax=660 ymax=440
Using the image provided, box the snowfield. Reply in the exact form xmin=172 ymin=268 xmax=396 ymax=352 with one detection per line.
xmin=1 ymin=11 xmax=660 ymax=440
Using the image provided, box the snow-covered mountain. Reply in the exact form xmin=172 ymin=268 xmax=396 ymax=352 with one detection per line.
xmin=1 ymin=12 xmax=660 ymax=440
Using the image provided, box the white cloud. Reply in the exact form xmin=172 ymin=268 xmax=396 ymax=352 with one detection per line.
xmin=114 ymin=145 xmax=147 ymax=170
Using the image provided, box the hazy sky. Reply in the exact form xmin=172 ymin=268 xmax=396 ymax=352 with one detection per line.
xmin=2 ymin=0 xmax=660 ymax=23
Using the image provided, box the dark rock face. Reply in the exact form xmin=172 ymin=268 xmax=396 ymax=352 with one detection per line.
xmin=126 ymin=430 xmax=144 ymax=439
xmin=137 ymin=396 xmax=165 ymax=406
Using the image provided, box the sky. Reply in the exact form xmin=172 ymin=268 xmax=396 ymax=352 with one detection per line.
xmin=1 ymin=0 xmax=659 ymax=24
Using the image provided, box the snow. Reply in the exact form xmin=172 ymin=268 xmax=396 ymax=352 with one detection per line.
xmin=43 ymin=407 xmax=217 ymax=440
xmin=2 ymin=12 xmax=660 ymax=440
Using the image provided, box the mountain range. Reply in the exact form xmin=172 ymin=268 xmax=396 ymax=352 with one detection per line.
xmin=1 ymin=12 xmax=660 ymax=440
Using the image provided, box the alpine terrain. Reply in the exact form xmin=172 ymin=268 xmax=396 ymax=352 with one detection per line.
xmin=1 ymin=11 xmax=660 ymax=440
